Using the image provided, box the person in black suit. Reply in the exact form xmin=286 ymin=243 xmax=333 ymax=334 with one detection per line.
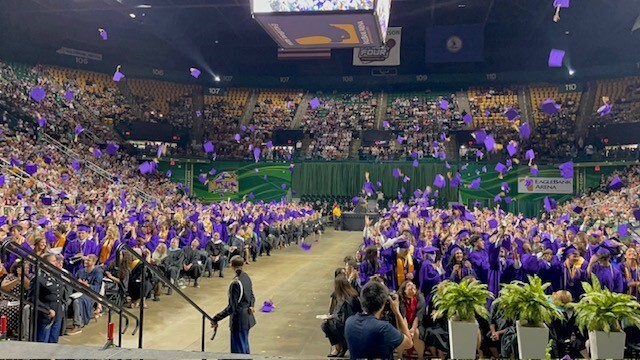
xmin=205 ymin=232 xmax=227 ymax=278
xmin=29 ymin=254 xmax=65 ymax=343
xmin=182 ymin=239 xmax=203 ymax=288
xmin=211 ymin=255 xmax=256 ymax=354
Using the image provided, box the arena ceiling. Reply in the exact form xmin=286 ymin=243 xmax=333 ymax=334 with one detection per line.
xmin=1 ymin=0 xmax=639 ymax=76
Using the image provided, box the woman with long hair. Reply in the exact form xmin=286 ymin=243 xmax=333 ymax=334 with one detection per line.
xmin=358 ymin=246 xmax=381 ymax=285
xmin=619 ymin=247 xmax=640 ymax=297
xmin=32 ymin=237 xmax=49 ymax=257
xmin=446 ymin=245 xmax=476 ymax=283
xmin=321 ymin=274 xmax=361 ymax=357
xmin=211 ymin=255 xmax=256 ymax=354
xmin=398 ymin=280 xmax=426 ymax=360
xmin=0 ymin=261 xmax=31 ymax=338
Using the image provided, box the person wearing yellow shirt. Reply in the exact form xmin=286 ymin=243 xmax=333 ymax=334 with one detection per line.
xmin=332 ymin=204 xmax=342 ymax=231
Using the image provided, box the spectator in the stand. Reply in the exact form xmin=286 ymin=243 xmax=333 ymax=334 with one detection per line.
xmin=0 ymin=261 xmax=31 ymax=338
xmin=67 ymin=254 xmax=103 ymax=335
xmin=321 ymin=274 xmax=361 ymax=357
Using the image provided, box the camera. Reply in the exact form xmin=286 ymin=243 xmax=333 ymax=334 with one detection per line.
xmin=389 ymin=292 xmax=397 ymax=301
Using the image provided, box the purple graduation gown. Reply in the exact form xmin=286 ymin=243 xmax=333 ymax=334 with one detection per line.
xmin=63 ymin=238 xmax=100 ymax=275
xmin=468 ymin=249 xmax=489 ymax=284
xmin=591 ymin=263 xmax=624 ymax=293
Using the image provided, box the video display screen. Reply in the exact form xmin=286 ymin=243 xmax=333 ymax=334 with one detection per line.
xmin=252 ymin=0 xmax=375 ymax=13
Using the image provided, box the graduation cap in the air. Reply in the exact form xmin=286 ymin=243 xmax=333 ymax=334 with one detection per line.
xmin=38 ymin=116 xmax=47 ymax=128
xmin=440 ymin=99 xmax=449 ymax=110
xmin=559 ymin=161 xmax=573 ymax=179
xmin=571 ymin=205 xmax=583 ymax=214
xmin=541 ymin=99 xmax=561 ymax=115
xmin=29 ymin=86 xmax=46 ymax=102
xmin=189 ymin=67 xmax=201 ymax=78
xmin=544 ymin=197 xmax=556 ymax=213
xmin=609 ymin=176 xmax=624 ymax=191
xmin=597 ymin=103 xmax=612 ymax=116
xmin=473 ymin=130 xmax=487 ymax=144
xmin=98 ymin=28 xmax=108 ymax=40
xmin=462 ymin=113 xmax=473 ymax=124
xmin=433 ymin=174 xmax=446 ymax=188
xmin=468 ymin=178 xmax=481 ymax=189
xmin=554 ymin=0 xmax=570 ymax=7
xmin=504 ymin=108 xmax=519 ymax=121
xmin=113 ymin=65 xmax=125 ymax=81
xmin=519 ymin=122 xmax=531 ymax=139
xmin=484 ymin=135 xmax=496 ymax=152
xmin=40 ymin=196 xmax=52 ymax=206
xmin=25 ymin=164 xmax=38 ymax=175
xmin=106 ymin=143 xmax=119 ymax=155
xmin=548 ymin=49 xmax=565 ymax=67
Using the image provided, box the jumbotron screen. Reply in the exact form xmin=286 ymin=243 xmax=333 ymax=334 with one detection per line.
xmin=252 ymin=0 xmax=375 ymax=13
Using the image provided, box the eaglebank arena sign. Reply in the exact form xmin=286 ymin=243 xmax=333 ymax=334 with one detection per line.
xmin=517 ymin=177 xmax=573 ymax=194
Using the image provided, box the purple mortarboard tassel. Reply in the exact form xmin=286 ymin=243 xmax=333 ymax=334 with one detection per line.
xmin=619 ymin=224 xmax=629 ymax=237
xmin=253 ymin=148 xmax=262 ymax=162
xmin=519 ymin=122 xmax=531 ymax=139
xmin=554 ymin=0 xmax=570 ymax=8
xmin=166 ymin=170 xmax=172 ymax=177
xmin=189 ymin=67 xmax=201 ymax=78
xmin=412 ymin=159 xmax=419 ymax=167
xmin=98 ymin=28 xmax=108 ymax=40
xmin=266 ymin=141 xmax=273 ymax=149
xmin=634 ymin=208 xmax=640 ymax=221
xmin=488 ymin=218 xmax=498 ymax=229
xmin=234 ymin=133 xmax=241 ymax=142
xmin=203 ymin=141 xmax=214 ymax=153
xmin=41 ymin=196 xmax=52 ymax=206
xmin=481 ymin=166 xmax=487 ymax=173
xmin=495 ymin=163 xmax=507 ymax=174
xmin=301 ymin=242 xmax=312 ymax=251
xmin=113 ymin=66 xmax=125 ymax=82
xmin=93 ymin=148 xmax=102 ymax=158
xmin=392 ymin=168 xmax=401 ymax=178
xmin=504 ymin=108 xmax=519 ymax=121
xmin=64 ymin=90 xmax=74 ymax=101
xmin=524 ymin=178 xmax=533 ymax=187
xmin=609 ymin=176 xmax=624 ymax=190
xmin=548 ymin=49 xmax=565 ymax=67
xmin=484 ymin=110 xmax=491 ymax=117
xmin=494 ymin=194 xmax=502 ymax=203
xmin=597 ymin=103 xmax=612 ymax=116
xmin=195 ymin=110 xmax=201 ymax=117
xmin=0 ymin=174 xmax=4 ymax=187
xmin=139 ymin=162 xmax=152 ymax=174
xmin=309 ymin=97 xmax=321 ymax=109
xmin=402 ymin=176 xmax=410 ymax=183
xmin=541 ymin=99 xmax=560 ymax=115
xmin=440 ymin=99 xmax=449 ymax=110
xmin=507 ymin=142 xmax=518 ymax=157
xmin=397 ymin=135 xmax=404 ymax=144
xmin=525 ymin=149 xmax=535 ymax=161
xmin=530 ymin=166 xmax=539 ymax=176
xmin=281 ymin=183 xmax=287 ymax=190
xmin=484 ymin=135 xmax=496 ymax=151
xmin=106 ymin=142 xmax=119 ymax=155
xmin=74 ymin=124 xmax=84 ymax=135
xmin=543 ymin=196 xmax=556 ymax=213
xmin=462 ymin=113 xmax=472 ymax=124
xmin=559 ymin=161 xmax=574 ymax=179
xmin=504 ymin=196 xmax=512 ymax=203
xmin=198 ymin=174 xmax=207 ymax=184
xmin=469 ymin=178 xmax=481 ymax=189
xmin=38 ymin=116 xmax=47 ymax=128
xmin=29 ymin=86 xmax=46 ymax=102
xmin=433 ymin=174 xmax=446 ymax=188
xmin=382 ymin=120 xmax=390 ymax=129
xmin=25 ymin=163 xmax=38 ymax=175
xmin=473 ymin=130 xmax=487 ymax=144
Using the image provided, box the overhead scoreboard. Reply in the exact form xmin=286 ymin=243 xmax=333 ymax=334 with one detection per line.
xmin=251 ymin=0 xmax=391 ymax=49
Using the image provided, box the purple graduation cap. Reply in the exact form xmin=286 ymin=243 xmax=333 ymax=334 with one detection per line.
xmin=113 ymin=65 xmax=125 ymax=82
xmin=473 ymin=130 xmax=487 ymax=144
xmin=106 ymin=142 xmax=119 ymax=155
xmin=351 ymin=196 xmax=360 ymax=205
xmin=392 ymin=168 xmax=401 ymax=178
xmin=450 ymin=173 xmax=461 ymax=187
xmin=525 ymin=149 xmax=535 ymax=161
xmin=608 ymin=176 xmax=624 ymax=190
xmin=37 ymin=116 xmax=46 ymax=128
xmin=530 ymin=166 xmax=539 ymax=176
xmin=403 ymin=175 xmax=410 ymax=183
xmin=382 ymin=120 xmax=390 ymax=129
xmin=93 ymin=148 xmax=102 ymax=158
xmin=469 ymin=178 xmax=481 ymax=189
xmin=253 ymin=148 xmax=262 ymax=162
xmin=501 ymin=182 xmax=510 ymax=191
xmin=195 ymin=110 xmax=201 ymax=117
xmin=0 ymin=174 xmax=4 ymax=187
xmin=64 ymin=90 xmax=74 ymax=101
xmin=37 ymin=218 xmax=50 ymax=227
xmin=198 ymin=174 xmax=207 ymax=184
xmin=260 ymin=301 xmax=274 ymax=313
xmin=571 ymin=205 xmax=583 ymax=214
xmin=540 ymin=99 xmax=561 ymax=115
xmin=495 ymin=163 xmax=507 ymax=174
xmin=462 ymin=113 xmax=473 ymax=124
xmin=412 ymin=159 xmax=419 ymax=167
xmin=281 ymin=183 xmax=287 ymax=190
xmin=234 ymin=133 xmax=241 ymax=142
xmin=433 ymin=174 xmax=446 ymax=188
xmin=504 ymin=196 xmax=512 ymax=203
xmin=301 ymin=242 xmax=312 ymax=251
xmin=309 ymin=97 xmax=321 ymax=109
xmin=558 ymin=161 xmax=574 ymax=179
xmin=634 ymin=208 xmax=640 ymax=221
xmin=166 ymin=170 xmax=172 ymax=177
xmin=519 ymin=122 xmax=531 ymax=139
xmin=396 ymin=135 xmax=405 ymax=144
xmin=554 ymin=0 xmax=570 ymax=8
xmin=98 ymin=28 xmax=108 ymax=40
xmin=504 ymin=108 xmax=519 ymax=121
xmin=74 ymin=124 xmax=84 ymax=135
xmin=507 ymin=141 xmax=518 ymax=157
xmin=288 ymin=164 xmax=295 ymax=172
xmin=484 ymin=109 xmax=491 ymax=117
xmin=29 ymin=86 xmax=46 ymax=102
xmin=481 ymin=165 xmax=487 ymax=173
xmin=139 ymin=161 xmax=152 ymax=174
xmin=209 ymin=168 xmax=217 ymax=175
xmin=241 ymin=125 xmax=247 ymax=132
xmin=41 ymin=196 xmax=52 ymax=206
xmin=266 ymin=141 xmax=273 ymax=149
xmin=440 ymin=99 xmax=449 ymax=110
xmin=189 ymin=67 xmax=201 ymax=78
xmin=484 ymin=135 xmax=496 ymax=151
xmin=548 ymin=49 xmax=565 ymax=67
xmin=597 ymin=103 xmax=612 ymax=116
xmin=476 ymin=150 xmax=484 ymax=159
xmin=543 ymin=196 xmax=557 ymax=213
xmin=619 ymin=223 xmax=629 ymax=237
xmin=203 ymin=141 xmax=214 ymax=153
xmin=488 ymin=218 xmax=499 ymax=229
xmin=25 ymin=163 xmax=38 ymax=175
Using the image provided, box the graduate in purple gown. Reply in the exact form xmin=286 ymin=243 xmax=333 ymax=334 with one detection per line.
xmin=358 ymin=246 xmax=382 ymax=285
xmin=558 ymin=245 xmax=587 ymax=300
xmin=618 ymin=248 xmax=640 ymax=297
xmin=446 ymin=244 xmax=476 ymax=283
xmin=467 ymin=235 xmax=489 ymax=284
xmin=63 ymin=225 xmax=100 ymax=276
xmin=417 ymin=246 xmax=441 ymax=302
xmin=588 ymin=247 xmax=624 ymax=293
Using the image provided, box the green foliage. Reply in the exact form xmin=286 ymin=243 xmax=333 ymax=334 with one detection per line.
xmin=494 ymin=275 xmax=563 ymax=327
xmin=545 ymin=340 xmax=552 ymax=360
xmin=432 ymin=278 xmax=493 ymax=322
xmin=573 ymin=275 xmax=640 ymax=334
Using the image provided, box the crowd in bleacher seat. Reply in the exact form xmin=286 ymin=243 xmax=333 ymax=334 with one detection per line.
xmin=530 ymin=115 xmax=579 ymax=161
xmin=128 ymin=78 xmax=196 ymax=129
xmin=592 ymin=77 xmax=640 ymax=125
xmin=250 ymin=89 xmax=301 ymax=135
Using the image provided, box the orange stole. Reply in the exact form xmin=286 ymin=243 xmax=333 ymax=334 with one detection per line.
xmin=99 ymin=240 xmax=114 ymax=264
xmin=396 ymin=253 xmax=414 ymax=285
xmin=53 ymin=234 xmax=66 ymax=249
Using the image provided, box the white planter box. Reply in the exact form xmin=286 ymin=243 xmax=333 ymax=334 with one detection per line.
xmin=448 ymin=319 xmax=478 ymax=360
xmin=516 ymin=320 xmax=549 ymax=360
xmin=588 ymin=330 xmax=625 ymax=359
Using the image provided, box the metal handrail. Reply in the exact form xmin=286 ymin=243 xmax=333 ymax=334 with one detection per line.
xmin=0 ymin=241 xmax=138 ymax=346
xmin=117 ymin=243 xmax=214 ymax=352
xmin=0 ymin=158 xmax=60 ymax=193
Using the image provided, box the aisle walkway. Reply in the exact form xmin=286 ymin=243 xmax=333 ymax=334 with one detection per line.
xmin=60 ymin=229 xmax=361 ymax=358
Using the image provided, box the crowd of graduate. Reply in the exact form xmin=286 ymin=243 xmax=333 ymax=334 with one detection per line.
xmin=322 ymin=165 xmax=640 ymax=359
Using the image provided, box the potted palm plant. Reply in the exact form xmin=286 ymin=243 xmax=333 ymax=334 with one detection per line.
xmin=493 ymin=275 xmax=563 ymax=360
xmin=432 ymin=278 xmax=493 ymax=359
xmin=573 ymin=276 xmax=640 ymax=359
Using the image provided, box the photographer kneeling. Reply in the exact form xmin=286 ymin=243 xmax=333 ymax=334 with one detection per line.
xmin=345 ymin=280 xmax=412 ymax=359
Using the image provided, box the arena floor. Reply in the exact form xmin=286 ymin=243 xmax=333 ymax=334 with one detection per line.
xmin=59 ymin=229 xmax=360 ymax=358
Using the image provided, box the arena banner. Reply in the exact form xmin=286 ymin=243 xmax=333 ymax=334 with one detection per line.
xmin=254 ymin=13 xmax=384 ymax=49
xmin=425 ymin=24 xmax=484 ymax=63
xmin=517 ymin=177 xmax=574 ymax=194
xmin=352 ymin=27 xmax=401 ymax=66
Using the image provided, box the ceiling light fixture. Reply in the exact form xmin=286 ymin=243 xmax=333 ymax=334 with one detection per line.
xmin=129 ymin=13 xmax=136 ymax=18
